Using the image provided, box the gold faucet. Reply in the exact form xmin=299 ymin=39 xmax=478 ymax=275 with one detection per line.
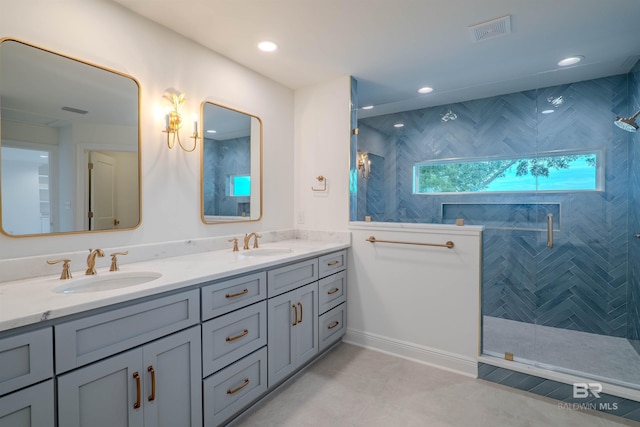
xmin=228 ymin=238 xmax=239 ymax=252
xmin=86 ymin=248 xmax=105 ymax=275
xmin=243 ymin=232 xmax=262 ymax=250
xmin=109 ymin=251 xmax=128 ymax=271
xmin=47 ymin=259 xmax=72 ymax=280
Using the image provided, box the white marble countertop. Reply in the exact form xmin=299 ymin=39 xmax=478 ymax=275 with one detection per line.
xmin=0 ymin=239 xmax=349 ymax=333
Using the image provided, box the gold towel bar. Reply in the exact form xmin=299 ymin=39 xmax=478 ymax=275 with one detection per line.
xmin=366 ymin=235 xmax=455 ymax=249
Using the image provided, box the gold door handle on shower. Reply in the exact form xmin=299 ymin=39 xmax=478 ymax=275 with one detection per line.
xmin=547 ymin=213 xmax=554 ymax=249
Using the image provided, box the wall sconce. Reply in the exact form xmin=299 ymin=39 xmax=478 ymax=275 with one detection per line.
xmin=357 ymin=152 xmax=371 ymax=179
xmin=162 ymin=90 xmax=199 ymax=152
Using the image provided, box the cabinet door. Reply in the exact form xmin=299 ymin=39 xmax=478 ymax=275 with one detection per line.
xmin=267 ymin=291 xmax=297 ymax=386
xmin=295 ymin=282 xmax=318 ymax=366
xmin=58 ymin=349 xmax=143 ymax=427
xmin=267 ymin=282 xmax=319 ymax=387
xmin=142 ymin=326 xmax=202 ymax=427
xmin=0 ymin=380 xmax=54 ymax=427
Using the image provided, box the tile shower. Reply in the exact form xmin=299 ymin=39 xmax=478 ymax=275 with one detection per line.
xmin=353 ymin=62 xmax=640 ymax=397
xmin=203 ymin=136 xmax=251 ymax=217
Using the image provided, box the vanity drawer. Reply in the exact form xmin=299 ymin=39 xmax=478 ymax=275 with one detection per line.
xmin=203 ymin=347 xmax=267 ymax=427
xmin=55 ymin=289 xmax=199 ymax=374
xmin=318 ymin=303 xmax=346 ymax=352
xmin=0 ymin=327 xmax=53 ymax=396
xmin=202 ymin=301 xmax=267 ymax=377
xmin=0 ymin=379 xmax=54 ymax=426
xmin=318 ymin=250 xmax=346 ymax=278
xmin=318 ymin=271 xmax=347 ymax=315
xmin=267 ymin=259 xmax=318 ymax=297
xmin=201 ymin=272 xmax=267 ymax=320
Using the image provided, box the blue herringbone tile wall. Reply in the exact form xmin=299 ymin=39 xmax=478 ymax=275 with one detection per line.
xmin=628 ymin=62 xmax=640 ymax=354
xmin=357 ymin=74 xmax=635 ymax=338
xmin=203 ymin=137 xmax=251 ymax=217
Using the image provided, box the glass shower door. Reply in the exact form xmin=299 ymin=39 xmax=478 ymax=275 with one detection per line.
xmin=528 ymin=77 xmax=639 ymax=388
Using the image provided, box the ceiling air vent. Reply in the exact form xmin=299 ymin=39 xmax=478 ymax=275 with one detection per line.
xmin=469 ymin=15 xmax=511 ymax=43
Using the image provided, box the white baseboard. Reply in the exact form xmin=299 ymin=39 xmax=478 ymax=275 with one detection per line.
xmin=343 ymin=328 xmax=477 ymax=378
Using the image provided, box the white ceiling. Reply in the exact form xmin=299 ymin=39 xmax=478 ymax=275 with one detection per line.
xmin=113 ymin=0 xmax=640 ymax=117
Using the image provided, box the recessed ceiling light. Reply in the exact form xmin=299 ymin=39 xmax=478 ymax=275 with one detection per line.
xmin=394 ymin=123 xmax=405 ymax=128
xmin=362 ymin=105 xmax=374 ymax=110
xmin=557 ymin=56 xmax=583 ymax=67
xmin=541 ymin=109 xmax=555 ymax=114
xmin=258 ymin=41 xmax=278 ymax=52
xmin=418 ymin=86 xmax=434 ymax=94
xmin=206 ymin=129 xmax=217 ymax=134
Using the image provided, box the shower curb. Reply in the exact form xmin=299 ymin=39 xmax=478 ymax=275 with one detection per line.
xmin=478 ymin=362 xmax=640 ymax=422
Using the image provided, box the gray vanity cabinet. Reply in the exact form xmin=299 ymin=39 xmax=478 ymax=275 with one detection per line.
xmin=0 ymin=327 xmax=54 ymax=427
xmin=0 ymin=381 xmax=54 ymax=427
xmin=316 ymin=259 xmax=347 ymax=352
xmin=58 ymin=325 xmax=202 ymax=427
xmin=267 ymin=281 xmax=318 ymax=387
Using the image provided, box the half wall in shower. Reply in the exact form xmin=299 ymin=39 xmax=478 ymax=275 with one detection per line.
xmin=352 ymin=62 xmax=640 ymax=394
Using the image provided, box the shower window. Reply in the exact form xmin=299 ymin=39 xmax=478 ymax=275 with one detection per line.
xmin=227 ymin=174 xmax=251 ymax=197
xmin=413 ymin=150 xmax=602 ymax=194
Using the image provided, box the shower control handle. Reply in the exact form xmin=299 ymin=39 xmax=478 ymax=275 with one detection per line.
xmin=547 ymin=214 xmax=554 ymax=249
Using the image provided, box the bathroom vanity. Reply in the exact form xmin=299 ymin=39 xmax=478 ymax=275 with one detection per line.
xmin=0 ymin=240 xmax=348 ymax=427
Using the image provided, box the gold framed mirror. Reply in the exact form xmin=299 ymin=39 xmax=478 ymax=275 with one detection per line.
xmin=201 ymin=102 xmax=262 ymax=223
xmin=0 ymin=38 xmax=141 ymax=237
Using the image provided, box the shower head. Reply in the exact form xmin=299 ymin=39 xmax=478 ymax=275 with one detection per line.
xmin=614 ymin=109 xmax=640 ymax=132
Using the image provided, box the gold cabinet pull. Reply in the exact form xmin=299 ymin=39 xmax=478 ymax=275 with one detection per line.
xmin=297 ymin=302 xmax=303 ymax=324
xmin=147 ymin=365 xmax=156 ymax=402
xmin=227 ymin=378 xmax=250 ymax=395
xmin=226 ymin=329 xmax=249 ymax=342
xmin=327 ymin=287 xmax=340 ymax=295
xmin=327 ymin=260 xmax=340 ymax=266
xmin=133 ymin=372 xmax=141 ymax=409
xmin=292 ymin=304 xmax=298 ymax=326
xmin=327 ymin=321 xmax=340 ymax=330
xmin=226 ymin=289 xmax=249 ymax=299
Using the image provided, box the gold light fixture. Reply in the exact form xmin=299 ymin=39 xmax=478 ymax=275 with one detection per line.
xmin=357 ymin=152 xmax=371 ymax=179
xmin=162 ymin=90 xmax=199 ymax=152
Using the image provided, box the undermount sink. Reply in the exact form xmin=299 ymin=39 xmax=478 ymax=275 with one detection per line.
xmin=53 ymin=271 xmax=162 ymax=294
xmin=241 ymin=247 xmax=293 ymax=257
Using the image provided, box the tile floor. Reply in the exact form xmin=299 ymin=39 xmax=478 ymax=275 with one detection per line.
xmin=483 ymin=316 xmax=640 ymax=388
xmin=232 ymin=343 xmax=638 ymax=427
